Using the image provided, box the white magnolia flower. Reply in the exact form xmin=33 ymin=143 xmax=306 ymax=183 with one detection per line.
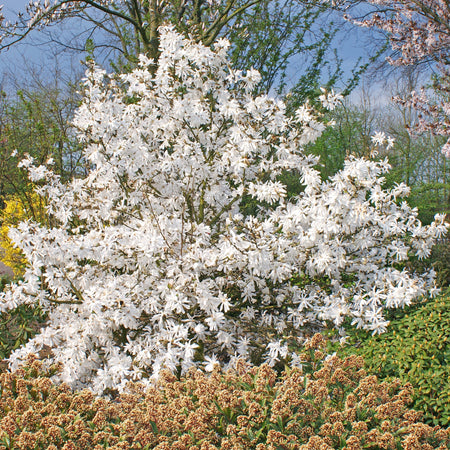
xmin=204 ymin=354 xmax=220 ymax=372
xmin=318 ymin=87 xmax=344 ymax=110
xmin=0 ymin=26 xmax=446 ymax=395
xmin=371 ymin=131 xmax=387 ymax=146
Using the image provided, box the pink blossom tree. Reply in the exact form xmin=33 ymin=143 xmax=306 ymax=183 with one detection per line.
xmin=344 ymin=0 xmax=450 ymax=157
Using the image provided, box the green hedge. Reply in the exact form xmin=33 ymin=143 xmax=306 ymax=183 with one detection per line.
xmin=338 ymin=290 xmax=450 ymax=426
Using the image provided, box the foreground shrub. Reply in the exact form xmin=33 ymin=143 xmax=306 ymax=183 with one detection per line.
xmin=338 ymin=291 xmax=450 ymax=427
xmin=0 ymin=334 xmax=448 ymax=450
xmin=0 ymin=26 xmax=447 ymax=394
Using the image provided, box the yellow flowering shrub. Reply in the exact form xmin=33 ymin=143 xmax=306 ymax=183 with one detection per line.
xmin=0 ymin=193 xmax=47 ymax=277
xmin=0 ymin=194 xmax=48 ymax=360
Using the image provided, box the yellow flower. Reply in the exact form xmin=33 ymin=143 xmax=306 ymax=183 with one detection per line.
xmin=0 ymin=193 xmax=47 ymax=276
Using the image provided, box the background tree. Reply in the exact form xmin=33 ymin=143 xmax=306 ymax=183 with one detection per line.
xmin=0 ymin=62 xmax=83 ymax=275
xmin=307 ymin=74 xmax=450 ymax=223
xmin=0 ymin=0 xmax=370 ymax=96
xmin=226 ymin=0 xmax=361 ymax=99
xmin=343 ymin=0 xmax=450 ymax=157
xmin=306 ymin=84 xmax=378 ymax=180
xmin=378 ymin=73 xmax=450 ymax=223
xmin=0 ymin=66 xmax=83 ymax=208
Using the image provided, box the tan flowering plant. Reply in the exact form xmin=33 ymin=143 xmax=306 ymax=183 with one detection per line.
xmin=0 ymin=334 xmax=448 ymax=450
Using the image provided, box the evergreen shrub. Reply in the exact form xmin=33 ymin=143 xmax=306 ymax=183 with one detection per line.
xmin=338 ymin=291 xmax=450 ymax=426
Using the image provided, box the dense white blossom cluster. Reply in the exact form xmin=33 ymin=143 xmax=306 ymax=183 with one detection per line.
xmin=0 ymin=27 xmax=447 ymax=395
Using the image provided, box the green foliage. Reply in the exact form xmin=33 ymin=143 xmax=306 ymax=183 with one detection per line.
xmin=229 ymin=0 xmax=339 ymax=96
xmin=338 ymin=291 xmax=450 ymax=426
xmin=404 ymin=239 xmax=450 ymax=288
xmin=305 ymin=103 xmax=375 ymax=180
xmin=430 ymin=241 xmax=450 ymax=288
xmin=383 ymin=147 xmax=450 ymax=226
xmin=0 ymin=275 xmax=10 ymax=294
xmin=306 ymin=96 xmax=450 ymax=225
xmin=407 ymin=182 xmax=450 ymax=226
xmin=0 ymin=271 xmax=47 ymax=361
xmin=0 ymin=83 xmax=83 ymax=203
xmin=0 ymin=302 xmax=47 ymax=360
xmin=225 ymin=0 xmax=369 ymax=103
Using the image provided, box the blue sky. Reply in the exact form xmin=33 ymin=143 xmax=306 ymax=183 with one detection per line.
xmin=2 ymin=0 xmax=27 ymax=17
xmin=0 ymin=0 xmax=88 ymax=91
xmin=1 ymin=1 xmax=61 ymax=80
xmin=0 ymin=0 xmax=382 ymax=97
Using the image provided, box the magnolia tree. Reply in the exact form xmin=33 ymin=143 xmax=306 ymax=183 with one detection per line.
xmin=344 ymin=0 xmax=450 ymax=157
xmin=0 ymin=27 xmax=447 ymax=395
